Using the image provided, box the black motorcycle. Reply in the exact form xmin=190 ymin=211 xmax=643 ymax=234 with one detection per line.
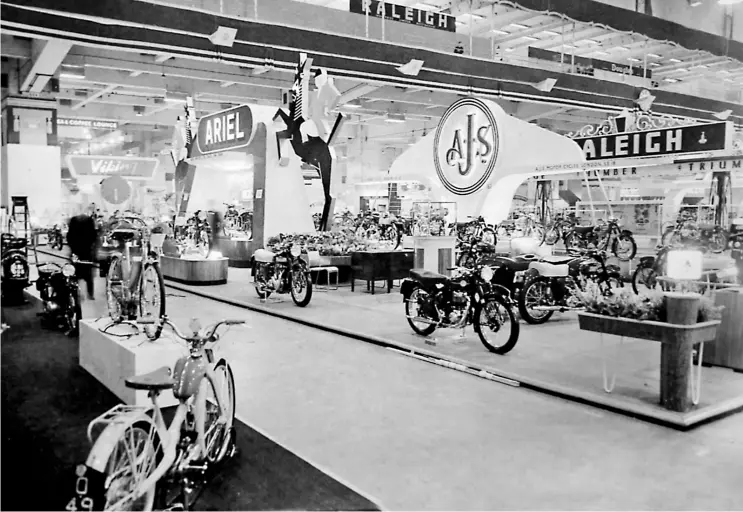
xmin=456 ymin=239 xmax=497 ymax=268
xmin=251 ymin=241 xmax=313 ymax=306
xmin=400 ymin=264 xmax=520 ymax=354
xmin=49 ymin=223 xmax=66 ymax=251
xmin=34 ymin=260 xmax=82 ymax=335
xmin=631 ymin=245 xmax=675 ymax=294
xmin=518 ymin=250 xmax=624 ymax=324
xmin=455 ymin=216 xmax=497 ymax=245
xmin=564 ymin=217 xmax=637 ymax=261
xmin=480 ymin=254 xmax=541 ymax=299
xmin=1 ymin=233 xmax=30 ymax=303
xmin=661 ymin=220 xmax=727 ymax=254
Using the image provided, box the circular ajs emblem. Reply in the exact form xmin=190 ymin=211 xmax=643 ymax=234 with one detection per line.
xmin=434 ymin=97 xmax=499 ymax=196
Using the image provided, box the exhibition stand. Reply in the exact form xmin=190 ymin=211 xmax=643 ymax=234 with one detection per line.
xmin=413 ymin=236 xmax=456 ymax=275
xmin=160 ymin=254 xmax=229 ymax=285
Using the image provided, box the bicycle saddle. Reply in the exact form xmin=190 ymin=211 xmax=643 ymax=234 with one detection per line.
xmin=125 ymin=366 xmax=175 ymax=391
xmin=109 ymin=229 xmax=139 ymax=242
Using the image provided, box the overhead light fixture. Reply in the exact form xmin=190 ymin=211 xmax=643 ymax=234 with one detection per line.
xmin=663 ymin=77 xmax=680 ymax=83
xmin=531 ymin=78 xmax=557 ymax=93
xmin=583 ymin=39 xmax=601 ymax=44
xmin=647 ymin=53 xmax=662 ymax=58
xmin=504 ymin=47 xmax=514 ymax=52
xmin=669 ymin=58 xmax=682 ymax=63
xmin=133 ymin=106 xmax=145 ymax=116
xmin=676 ymin=68 xmax=689 ymax=73
xmin=412 ymin=2 xmax=439 ymax=10
xmin=689 ymin=0 xmax=703 ymax=5
xmin=649 ymin=62 xmax=661 ymax=66
xmin=562 ymin=44 xmax=575 ymax=49
xmin=692 ymin=64 xmax=709 ymax=69
xmin=628 ymin=57 xmax=641 ymax=62
xmin=593 ymin=50 xmax=610 ymax=56
xmin=542 ymin=30 xmax=560 ymax=36
xmin=208 ymin=26 xmax=238 ymax=47
xmin=455 ymin=20 xmax=466 ymax=26
xmin=510 ymin=23 xmax=529 ymax=29
xmin=386 ymin=113 xmax=406 ymax=123
xmin=397 ymin=59 xmax=425 ymax=77
xmin=616 ymin=46 xmax=629 ymax=52
xmin=718 ymin=0 xmax=743 ymax=5
xmin=714 ymin=109 xmax=733 ymax=120
xmin=490 ymin=29 xmax=509 ymax=35
xmin=522 ymin=36 xmax=539 ymax=41
xmin=344 ymin=99 xmax=363 ymax=108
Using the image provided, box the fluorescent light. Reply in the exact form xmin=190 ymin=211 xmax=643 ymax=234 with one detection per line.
xmin=663 ymin=78 xmax=680 ymax=83
xmin=719 ymin=69 xmax=731 ymax=74
xmin=458 ymin=13 xmax=484 ymax=20
xmin=490 ymin=29 xmax=509 ymax=35
xmin=583 ymin=39 xmax=601 ymax=44
xmin=542 ymin=30 xmax=560 ymax=36
xmin=718 ymin=0 xmax=743 ymax=5
xmin=593 ymin=50 xmax=609 ymax=56
xmin=504 ymin=47 xmax=514 ymax=52
xmin=669 ymin=58 xmax=682 ymax=63
xmin=455 ymin=20 xmax=465 ymax=26
xmin=649 ymin=62 xmax=661 ymax=67
xmin=647 ymin=53 xmax=662 ymax=58
xmin=344 ymin=100 xmax=362 ymax=108
xmin=510 ymin=23 xmax=529 ymax=29
xmin=413 ymin=2 xmax=439 ymax=10
xmin=522 ymin=36 xmax=539 ymax=41
xmin=386 ymin=118 xmax=406 ymax=123
xmin=616 ymin=46 xmax=629 ymax=52
xmin=689 ymin=0 xmax=703 ymax=5
xmin=628 ymin=57 xmax=641 ymax=62
xmin=676 ymin=68 xmax=689 ymax=72
xmin=562 ymin=44 xmax=575 ymax=49
xmin=59 ymin=73 xmax=84 ymax=80
xmin=692 ymin=64 xmax=709 ymax=69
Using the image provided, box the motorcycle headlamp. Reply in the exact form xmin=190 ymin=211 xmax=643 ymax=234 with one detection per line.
xmin=735 ymin=242 xmax=741 ymax=248
xmin=480 ymin=266 xmax=494 ymax=282
xmin=290 ymin=244 xmax=302 ymax=258
xmin=62 ymin=264 xmax=76 ymax=277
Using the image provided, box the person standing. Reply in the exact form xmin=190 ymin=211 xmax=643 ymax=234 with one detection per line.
xmin=67 ymin=209 xmax=98 ymax=300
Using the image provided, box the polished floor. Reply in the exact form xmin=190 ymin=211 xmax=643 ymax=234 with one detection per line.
xmin=16 ymin=251 xmax=743 ymax=510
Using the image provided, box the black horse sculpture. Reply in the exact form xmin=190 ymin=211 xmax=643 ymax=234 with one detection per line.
xmin=273 ymin=54 xmax=343 ymax=232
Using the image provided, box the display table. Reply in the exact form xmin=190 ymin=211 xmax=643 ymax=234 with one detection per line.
xmin=79 ymin=320 xmax=180 ymax=407
xmin=413 ymin=236 xmax=455 ymax=275
xmin=705 ymin=288 xmax=743 ymax=372
xmin=351 ymin=250 xmax=414 ymax=294
xmin=160 ymin=255 xmax=229 ymax=285
xmin=216 ymin=237 xmax=254 ymax=268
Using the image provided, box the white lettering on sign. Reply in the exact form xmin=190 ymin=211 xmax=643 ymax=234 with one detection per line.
xmin=204 ymin=112 xmax=246 ymax=147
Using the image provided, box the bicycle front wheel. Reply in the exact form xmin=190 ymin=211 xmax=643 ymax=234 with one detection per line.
xmin=139 ymin=263 xmax=166 ymax=340
xmin=205 ymin=360 xmax=236 ymax=464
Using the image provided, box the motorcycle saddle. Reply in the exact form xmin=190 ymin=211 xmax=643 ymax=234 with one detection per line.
xmin=109 ymin=229 xmax=139 ymax=242
xmin=540 ymin=255 xmax=575 ymax=265
xmin=572 ymin=225 xmax=595 ymax=234
xmin=125 ymin=366 xmax=175 ymax=391
xmin=252 ymin=248 xmax=275 ymax=263
xmin=476 ymin=242 xmax=496 ymax=253
xmin=529 ymin=261 xmax=569 ymax=277
xmin=410 ymin=269 xmax=448 ymax=286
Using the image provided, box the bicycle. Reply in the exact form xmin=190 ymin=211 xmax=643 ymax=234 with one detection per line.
xmin=70 ymin=316 xmax=244 ymax=511
xmin=105 ymin=218 xmax=166 ymax=340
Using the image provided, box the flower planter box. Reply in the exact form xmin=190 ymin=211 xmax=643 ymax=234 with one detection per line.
xmin=578 ymin=312 xmax=720 ymax=345
xmin=578 ymin=312 xmax=720 ymax=413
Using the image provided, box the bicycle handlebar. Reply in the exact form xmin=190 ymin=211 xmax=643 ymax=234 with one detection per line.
xmin=138 ymin=317 xmax=245 ymax=343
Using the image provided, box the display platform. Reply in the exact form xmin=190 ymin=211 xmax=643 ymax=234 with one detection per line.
xmin=162 ymin=267 xmax=743 ymax=429
xmin=79 ymin=319 xmax=182 ymax=407
xmin=160 ymin=255 xmax=229 ymax=285
xmin=216 ymin=237 xmax=254 ymax=268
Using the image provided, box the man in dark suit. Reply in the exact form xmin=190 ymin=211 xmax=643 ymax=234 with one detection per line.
xmin=67 ymin=210 xmax=98 ymax=300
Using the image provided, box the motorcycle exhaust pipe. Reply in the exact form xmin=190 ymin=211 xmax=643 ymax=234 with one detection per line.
xmin=532 ymin=306 xmax=584 ymax=312
xmin=406 ymin=315 xmax=439 ymax=326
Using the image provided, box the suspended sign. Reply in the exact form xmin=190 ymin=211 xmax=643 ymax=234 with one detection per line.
xmin=193 ymin=104 xmax=255 ymax=156
xmin=532 ymin=158 xmax=743 ymax=181
xmin=528 ymin=47 xmax=651 ymax=79
xmin=349 ymin=0 xmax=456 ymax=33
xmin=58 ymin=118 xmax=118 ymax=130
xmin=66 ymin=155 xmax=159 ymax=180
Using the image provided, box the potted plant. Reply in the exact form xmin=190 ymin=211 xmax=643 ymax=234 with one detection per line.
xmin=576 ymin=282 xmax=722 ymax=343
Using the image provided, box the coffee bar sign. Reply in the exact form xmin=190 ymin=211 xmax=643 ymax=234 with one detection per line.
xmin=194 ymin=104 xmax=254 ymax=156
xmin=58 ymin=118 xmax=118 ymax=130
xmin=574 ymin=121 xmax=728 ymax=161
xmin=66 ymin=155 xmax=159 ymax=180
xmin=350 ymin=0 xmax=456 ymax=32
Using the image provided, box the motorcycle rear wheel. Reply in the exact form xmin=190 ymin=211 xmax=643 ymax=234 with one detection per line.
xmin=405 ymin=287 xmax=436 ymax=336
xmin=632 ymin=265 xmax=658 ymax=294
xmin=518 ymin=277 xmax=555 ymax=324
xmin=65 ymin=287 xmax=82 ymax=335
xmin=473 ymin=295 xmax=519 ymax=355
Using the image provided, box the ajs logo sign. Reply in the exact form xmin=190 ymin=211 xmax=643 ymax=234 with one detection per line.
xmin=433 ymin=97 xmax=499 ymax=196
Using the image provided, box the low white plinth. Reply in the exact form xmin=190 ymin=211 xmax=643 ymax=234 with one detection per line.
xmin=79 ymin=320 xmax=182 ymax=407
xmin=511 ymin=237 xmax=552 ymax=257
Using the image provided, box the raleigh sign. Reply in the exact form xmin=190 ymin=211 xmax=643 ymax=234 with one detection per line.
xmin=574 ymin=121 xmax=728 ymax=161
xmin=194 ymin=104 xmax=254 ymax=156
xmin=350 ymin=0 xmax=456 ymax=32
xmin=66 ymin=155 xmax=159 ymax=180
xmin=433 ymin=97 xmax=499 ymax=196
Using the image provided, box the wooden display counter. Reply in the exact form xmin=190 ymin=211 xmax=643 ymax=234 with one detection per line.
xmin=160 ymin=255 xmax=229 ymax=285
xmin=215 ymin=237 xmax=254 ymax=268
xmin=351 ymin=250 xmax=414 ymax=294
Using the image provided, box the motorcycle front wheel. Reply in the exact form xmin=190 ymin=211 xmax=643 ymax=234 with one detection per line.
xmin=632 ymin=265 xmax=659 ymax=294
xmin=518 ymin=277 xmax=555 ymax=324
xmin=290 ymin=269 xmax=313 ymax=307
xmin=139 ymin=262 xmax=166 ymax=340
xmin=197 ymin=230 xmax=211 ymax=258
xmin=563 ymin=233 xmax=584 ymax=256
xmin=405 ymin=287 xmax=436 ymax=336
xmin=709 ymin=231 xmax=728 ymax=254
xmin=481 ymin=228 xmax=497 ymax=246
xmin=612 ymin=235 xmax=637 ymax=261
xmin=541 ymin=226 xmax=560 ymax=246
xmin=65 ymin=287 xmax=82 ymax=335
xmin=473 ymin=295 xmax=519 ymax=355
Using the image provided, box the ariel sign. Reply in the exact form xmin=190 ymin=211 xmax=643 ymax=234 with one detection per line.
xmin=194 ymin=104 xmax=254 ymax=156
xmin=433 ymin=97 xmax=499 ymax=196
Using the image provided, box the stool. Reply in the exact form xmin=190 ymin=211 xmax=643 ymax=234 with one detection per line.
xmin=312 ymin=266 xmax=339 ymax=291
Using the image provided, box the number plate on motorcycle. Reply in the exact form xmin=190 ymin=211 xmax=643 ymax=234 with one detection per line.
xmin=274 ymin=257 xmax=288 ymax=263
xmin=514 ymin=272 xmax=524 ymax=283
xmin=66 ymin=464 xmax=105 ymax=511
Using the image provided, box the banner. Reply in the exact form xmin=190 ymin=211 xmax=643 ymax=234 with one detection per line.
xmin=528 ymin=47 xmax=651 ymax=78
xmin=66 ymin=155 xmax=159 ymax=180
xmin=349 ymin=0 xmax=456 ymax=33
xmin=532 ymin=157 xmax=743 ymax=181
xmin=57 ymin=118 xmax=118 ymax=130
xmin=192 ymin=104 xmax=255 ymax=157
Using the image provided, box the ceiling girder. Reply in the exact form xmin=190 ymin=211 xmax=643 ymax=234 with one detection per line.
xmin=0 ymin=35 xmax=31 ymax=60
xmin=20 ymin=38 xmax=73 ymax=93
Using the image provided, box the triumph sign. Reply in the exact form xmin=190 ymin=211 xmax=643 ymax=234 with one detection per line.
xmin=574 ymin=121 xmax=728 ymax=161
xmin=433 ymin=97 xmax=499 ymax=196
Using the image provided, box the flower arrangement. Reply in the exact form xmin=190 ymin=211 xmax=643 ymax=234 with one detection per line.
xmin=575 ymin=281 xmax=723 ymax=323
xmin=267 ymin=232 xmax=369 ymax=256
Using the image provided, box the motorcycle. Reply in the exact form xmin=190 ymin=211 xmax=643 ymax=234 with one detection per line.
xmin=631 ymin=245 xmax=674 ymax=294
xmin=456 ymin=238 xmax=497 ymax=268
xmin=518 ymin=249 xmax=624 ymax=324
xmin=178 ymin=210 xmax=211 ymax=258
xmin=1 ymin=233 xmax=30 ymax=304
xmin=540 ymin=213 xmax=577 ymax=246
xmin=564 ymin=217 xmax=637 ymax=261
xmin=251 ymin=241 xmax=313 ymax=307
xmin=49 ymin=223 xmax=66 ymax=251
xmin=480 ymin=254 xmax=541 ymax=299
xmin=400 ymin=264 xmax=520 ymax=354
xmin=355 ymin=212 xmax=402 ymax=249
xmin=455 ymin=216 xmax=497 ymax=245
xmin=34 ymin=259 xmax=82 ymax=335
xmin=661 ymin=220 xmax=727 ymax=254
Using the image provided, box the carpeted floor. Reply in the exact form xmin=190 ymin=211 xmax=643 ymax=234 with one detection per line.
xmin=1 ymin=302 xmax=380 ymax=511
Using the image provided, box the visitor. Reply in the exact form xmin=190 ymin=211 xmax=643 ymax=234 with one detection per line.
xmin=67 ymin=208 xmax=98 ymax=300
xmin=454 ymin=42 xmax=464 ymax=54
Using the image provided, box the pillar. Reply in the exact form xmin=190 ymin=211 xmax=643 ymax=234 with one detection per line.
xmin=660 ymin=292 xmax=700 ymax=412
